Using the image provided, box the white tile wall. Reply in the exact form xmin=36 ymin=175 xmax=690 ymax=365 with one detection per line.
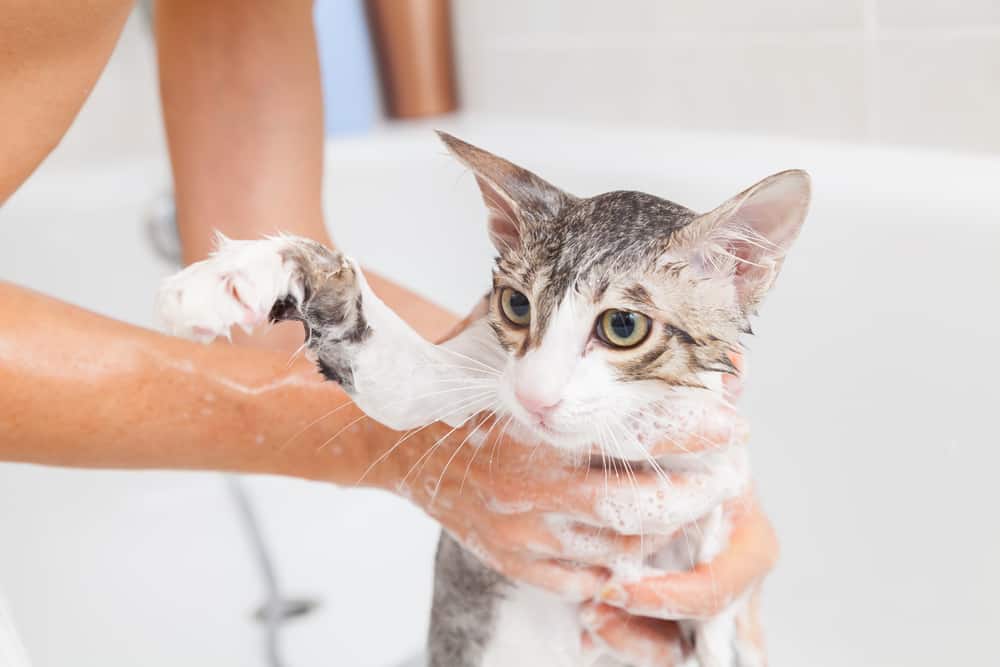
xmin=876 ymin=0 xmax=1000 ymax=29
xmin=459 ymin=40 xmax=867 ymax=140
xmin=874 ymin=34 xmax=1000 ymax=151
xmin=453 ymin=0 xmax=1000 ymax=153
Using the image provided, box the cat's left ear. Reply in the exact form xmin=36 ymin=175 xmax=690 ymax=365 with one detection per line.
xmin=675 ymin=169 xmax=811 ymax=313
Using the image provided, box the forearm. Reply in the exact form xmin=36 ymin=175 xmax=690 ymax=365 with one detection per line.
xmin=0 ymin=281 xmax=454 ymax=487
xmin=156 ymin=0 xmax=456 ymax=342
xmin=155 ymin=0 xmax=327 ymax=264
xmin=0 ymin=0 xmax=132 ymax=202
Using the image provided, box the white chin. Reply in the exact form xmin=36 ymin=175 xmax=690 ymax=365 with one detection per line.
xmin=509 ymin=417 xmax=656 ymax=461
xmin=507 ymin=419 xmax=594 ymax=453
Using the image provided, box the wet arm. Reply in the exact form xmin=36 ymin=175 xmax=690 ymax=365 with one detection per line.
xmin=0 ymin=280 xmax=454 ymax=487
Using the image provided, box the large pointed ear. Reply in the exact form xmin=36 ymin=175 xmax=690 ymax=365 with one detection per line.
xmin=437 ymin=131 xmax=573 ymax=253
xmin=674 ymin=170 xmax=811 ymax=313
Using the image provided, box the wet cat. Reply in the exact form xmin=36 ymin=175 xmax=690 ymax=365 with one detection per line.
xmin=157 ymin=133 xmax=809 ymax=666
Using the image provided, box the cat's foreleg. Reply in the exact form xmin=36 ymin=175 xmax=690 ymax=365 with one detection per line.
xmin=673 ymin=505 xmax=757 ymax=667
xmin=156 ymin=234 xmax=499 ymax=430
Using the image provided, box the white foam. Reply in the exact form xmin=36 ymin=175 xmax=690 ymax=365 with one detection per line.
xmin=485 ymin=497 xmax=535 ymax=515
xmin=156 ymin=236 xmax=303 ymax=343
xmin=593 ymin=446 xmax=749 ymax=536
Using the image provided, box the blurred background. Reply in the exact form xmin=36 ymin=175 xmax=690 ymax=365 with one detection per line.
xmin=30 ymin=0 xmax=1000 ymax=160
xmin=0 ymin=1 xmax=997 ymax=667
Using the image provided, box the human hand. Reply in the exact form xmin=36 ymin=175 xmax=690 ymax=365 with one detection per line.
xmin=580 ymin=590 xmax=766 ymax=667
xmin=372 ymin=406 xmax=751 ymax=601
xmin=580 ymin=493 xmax=777 ymax=665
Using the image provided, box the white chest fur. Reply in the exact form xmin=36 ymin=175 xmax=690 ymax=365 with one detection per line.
xmin=480 ymin=584 xmax=584 ymax=667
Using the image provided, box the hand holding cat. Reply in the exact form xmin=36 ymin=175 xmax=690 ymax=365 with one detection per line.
xmin=385 ymin=405 xmax=742 ymax=589
xmin=582 ymin=493 xmax=775 ymax=664
xmin=377 ymin=399 xmax=774 ymax=664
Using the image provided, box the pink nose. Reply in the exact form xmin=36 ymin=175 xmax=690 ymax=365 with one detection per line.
xmin=515 ymin=389 xmax=561 ymax=417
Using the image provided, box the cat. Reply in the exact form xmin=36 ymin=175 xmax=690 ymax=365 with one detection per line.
xmin=157 ymin=132 xmax=809 ymax=667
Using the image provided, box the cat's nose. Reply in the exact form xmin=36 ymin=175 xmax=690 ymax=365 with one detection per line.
xmin=515 ymin=388 xmax=561 ymax=418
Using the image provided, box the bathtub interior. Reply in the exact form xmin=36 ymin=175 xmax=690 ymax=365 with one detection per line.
xmin=1 ymin=115 xmax=999 ymax=667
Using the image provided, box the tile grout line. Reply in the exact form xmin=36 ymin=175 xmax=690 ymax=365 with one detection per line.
xmin=480 ymin=25 xmax=1000 ymax=53
xmin=862 ymin=0 xmax=882 ymax=144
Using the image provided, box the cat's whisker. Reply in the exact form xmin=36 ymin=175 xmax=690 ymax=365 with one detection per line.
xmin=408 ymin=360 xmax=502 ymax=378
xmin=617 ymin=403 xmax=716 ymax=471
xmin=678 ymin=520 xmax=697 ymax=571
xmin=356 ymin=391 xmax=495 ymax=486
xmin=599 ymin=438 xmax=617 ymax=541
xmin=276 ymin=399 xmax=355 ymax=452
xmin=639 ymin=445 xmax=676 ymax=491
xmin=310 ymin=382 xmax=497 ymax=461
xmin=592 ymin=430 xmax=611 ymax=541
xmin=401 ymin=377 xmax=498 ymax=390
xmin=432 ymin=343 xmax=504 ymax=375
xmin=326 ymin=385 xmax=492 ymax=462
xmin=398 ymin=393 xmax=498 ymax=487
xmin=458 ymin=409 xmax=507 ymax=497
xmin=486 ymin=415 xmax=507 ymax=480
xmin=422 ymin=424 xmax=480 ymax=503
xmin=599 ymin=417 xmax=642 ymax=556
xmin=316 ymin=412 xmax=370 ymax=453
xmin=526 ymin=438 xmax=546 ymax=466
xmin=430 ymin=402 xmax=502 ymax=505
xmin=581 ymin=445 xmax=592 ymax=484
xmin=618 ymin=443 xmax=645 ymax=565
xmin=488 ymin=413 xmax=516 ymax=483
xmin=285 ymin=325 xmax=315 ymax=369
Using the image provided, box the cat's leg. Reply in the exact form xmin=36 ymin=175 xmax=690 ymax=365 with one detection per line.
xmin=730 ymin=593 xmax=766 ymax=667
xmin=676 ymin=505 xmax=746 ymax=667
xmin=156 ymin=235 xmax=499 ymax=430
xmin=687 ymin=612 xmax=736 ymax=667
xmin=685 ymin=594 xmax=766 ymax=667
xmin=432 ymin=532 xmax=602 ymax=667
xmin=428 ymin=532 xmax=509 ymax=667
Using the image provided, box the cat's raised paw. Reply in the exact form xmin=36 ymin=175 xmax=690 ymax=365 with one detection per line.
xmin=156 ymin=235 xmax=311 ymax=343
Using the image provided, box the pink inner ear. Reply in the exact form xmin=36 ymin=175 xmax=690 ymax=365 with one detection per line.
xmin=687 ymin=170 xmax=810 ymax=310
xmin=734 ymin=174 xmax=810 ymax=250
xmin=476 ymin=175 xmax=523 ymax=251
xmin=488 ymin=214 xmax=520 ymax=251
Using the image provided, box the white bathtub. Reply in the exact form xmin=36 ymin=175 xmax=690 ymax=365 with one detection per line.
xmin=1 ymin=114 xmax=998 ymax=667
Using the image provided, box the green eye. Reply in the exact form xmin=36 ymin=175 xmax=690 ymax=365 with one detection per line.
xmin=596 ymin=310 xmax=651 ymax=348
xmin=499 ymin=288 xmax=531 ymax=326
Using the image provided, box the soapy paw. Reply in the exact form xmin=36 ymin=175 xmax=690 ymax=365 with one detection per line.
xmin=156 ymin=234 xmax=362 ymax=346
xmin=157 ymin=235 xmax=305 ymax=342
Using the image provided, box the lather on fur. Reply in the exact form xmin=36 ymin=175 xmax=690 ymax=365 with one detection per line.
xmin=157 ymin=132 xmax=809 ymax=667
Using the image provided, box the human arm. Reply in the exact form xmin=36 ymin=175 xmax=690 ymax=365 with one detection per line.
xmin=0 ymin=280 xmax=373 ymax=479
xmin=0 ymin=0 xmax=134 ymax=202
xmin=155 ymin=0 xmax=444 ymax=346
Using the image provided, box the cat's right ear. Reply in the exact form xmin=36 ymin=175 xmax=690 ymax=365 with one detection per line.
xmin=437 ymin=132 xmax=572 ymax=252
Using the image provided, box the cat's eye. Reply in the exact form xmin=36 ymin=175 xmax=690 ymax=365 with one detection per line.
xmin=499 ymin=288 xmax=531 ymax=326
xmin=596 ymin=310 xmax=651 ymax=348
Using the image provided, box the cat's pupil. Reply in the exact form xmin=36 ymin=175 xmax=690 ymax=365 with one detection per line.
xmin=609 ymin=311 xmax=635 ymax=338
xmin=509 ymin=291 xmax=530 ymax=317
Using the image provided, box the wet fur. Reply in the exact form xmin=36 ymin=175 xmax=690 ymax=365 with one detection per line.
xmin=157 ymin=133 xmax=809 ymax=667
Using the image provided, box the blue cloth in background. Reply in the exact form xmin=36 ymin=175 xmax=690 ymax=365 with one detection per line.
xmin=314 ymin=0 xmax=380 ymax=136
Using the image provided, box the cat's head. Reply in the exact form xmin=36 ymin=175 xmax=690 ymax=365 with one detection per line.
xmin=440 ymin=132 xmax=810 ymax=456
